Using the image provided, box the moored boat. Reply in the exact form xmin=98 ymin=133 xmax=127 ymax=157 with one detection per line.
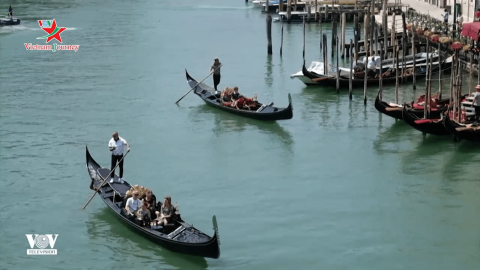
xmin=293 ymin=54 xmax=443 ymax=87
xmin=374 ymin=89 xmax=457 ymax=120
xmin=402 ymin=105 xmax=450 ymax=135
xmin=443 ymin=108 xmax=480 ymax=142
xmin=85 ymin=146 xmax=221 ymax=259
xmin=185 ymin=70 xmax=293 ymax=121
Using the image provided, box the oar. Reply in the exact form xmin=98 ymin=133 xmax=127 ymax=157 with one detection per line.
xmin=82 ymin=149 xmax=130 ymax=210
xmin=175 ymin=64 xmax=222 ymax=104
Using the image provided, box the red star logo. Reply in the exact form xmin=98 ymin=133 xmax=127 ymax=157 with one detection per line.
xmin=38 ymin=19 xmax=67 ymax=43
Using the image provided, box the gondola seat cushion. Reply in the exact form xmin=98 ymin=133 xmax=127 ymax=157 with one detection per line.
xmin=414 ymin=119 xmax=439 ymax=124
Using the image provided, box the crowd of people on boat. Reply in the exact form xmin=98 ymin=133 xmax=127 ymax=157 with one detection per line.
xmin=124 ymin=185 xmax=177 ymax=226
xmin=219 ymin=86 xmax=259 ymax=110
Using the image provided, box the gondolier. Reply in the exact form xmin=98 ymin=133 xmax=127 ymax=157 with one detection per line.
xmin=8 ymin=6 xmax=12 ymax=17
xmin=473 ymin=85 xmax=480 ymax=120
xmin=108 ymin=132 xmax=129 ymax=183
xmin=210 ymin=58 xmax=222 ymax=91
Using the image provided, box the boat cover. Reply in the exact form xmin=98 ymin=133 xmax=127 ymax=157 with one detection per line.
xmin=461 ymin=22 xmax=480 ymax=41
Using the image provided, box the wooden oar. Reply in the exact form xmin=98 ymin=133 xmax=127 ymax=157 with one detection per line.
xmin=455 ymin=126 xmax=480 ymax=132
xmin=385 ymin=107 xmax=402 ymax=112
xmin=175 ymin=65 xmax=222 ymax=104
xmin=82 ymin=149 xmax=130 ymax=210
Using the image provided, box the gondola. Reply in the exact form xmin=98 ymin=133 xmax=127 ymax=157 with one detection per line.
xmin=300 ymin=62 xmax=435 ymax=88
xmin=185 ymin=70 xmax=293 ymax=121
xmin=85 ymin=146 xmax=221 ymax=259
xmin=402 ymin=105 xmax=450 ymax=135
xmin=374 ymin=89 xmax=446 ymax=120
xmin=443 ymin=109 xmax=480 ymax=142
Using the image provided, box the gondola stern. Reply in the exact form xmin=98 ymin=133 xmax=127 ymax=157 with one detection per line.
xmin=287 ymin=93 xmax=293 ymax=111
xmin=211 ymin=215 xmax=221 ymax=259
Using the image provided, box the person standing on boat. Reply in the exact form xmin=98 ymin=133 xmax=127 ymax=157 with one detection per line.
xmin=210 ymin=58 xmax=222 ymax=91
xmin=8 ymin=6 xmax=12 ymax=17
xmin=108 ymin=132 xmax=129 ymax=184
xmin=473 ymin=85 xmax=480 ymax=120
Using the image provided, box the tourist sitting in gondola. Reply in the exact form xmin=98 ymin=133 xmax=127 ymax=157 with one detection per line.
xmin=155 ymin=196 xmax=175 ymax=226
xmin=140 ymin=188 xmax=157 ymax=219
xmin=220 ymin=87 xmax=233 ymax=102
xmin=235 ymin=96 xmax=246 ymax=109
xmin=231 ymin=86 xmax=240 ymax=101
xmin=125 ymin=191 xmax=142 ymax=217
xmin=137 ymin=201 xmax=151 ymax=220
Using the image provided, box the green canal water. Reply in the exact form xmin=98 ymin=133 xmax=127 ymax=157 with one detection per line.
xmin=1 ymin=0 xmax=480 ymax=269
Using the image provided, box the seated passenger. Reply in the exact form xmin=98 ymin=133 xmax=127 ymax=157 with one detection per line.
xmin=155 ymin=196 xmax=175 ymax=226
xmin=231 ymin=86 xmax=240 ymax=101
xmin=140 ymin=189 xmax=157 ymax=219
xmin=125 ymin=191 xmax=142 ymax=216
xmin=235 ymin=96 xmax=246 ymax=109
xmin=221 ymin=88 xmax=233 ymax=102
xmin=136 ymin=201 xmax=151 ymax=220
xmin=244 ymin=98 xmax=257 ymax=110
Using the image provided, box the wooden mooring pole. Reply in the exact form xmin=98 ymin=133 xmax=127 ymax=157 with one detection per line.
xmin=412 ymin=25 xmax=416 ymax=90
xmin=303 ymin=15 xmax=306 ymax=61
xmin=336 ymin=36 xmax=340 ymax=93
xmin=349 ymin=39 xmax=353 ymax=100
xmin=287 ymin=0 xmax=292 ymax=23
xmin=341 ymin=12 xmax=346 ymax=58
xmin=267 ymin=14 xmax=272 ymax=55
xmin=438 ymin=42 xmax=442 ymax=99
xmin=280 ymin=21 xmax=284 ymax=56
xmin=354 ymin=14 xmax=359 ymax=62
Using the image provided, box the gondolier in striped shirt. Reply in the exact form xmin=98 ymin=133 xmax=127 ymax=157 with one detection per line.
xmin=210 ymin=57 xmax=221 ymax=91
xmin=108 ymin=132 xmax=129 ymax=184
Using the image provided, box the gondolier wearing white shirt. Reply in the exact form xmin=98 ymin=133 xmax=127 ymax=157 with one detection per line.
xmin=108 ymin=132 xmax=129 ymax=183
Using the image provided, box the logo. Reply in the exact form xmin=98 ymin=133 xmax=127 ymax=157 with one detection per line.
xmin=24 ymin=19 xmax=79 ymax=52
xmin=37 ymin=19 xmax=67 ymax=43
xmin=25 ymin=234 xmax=59 ymax=255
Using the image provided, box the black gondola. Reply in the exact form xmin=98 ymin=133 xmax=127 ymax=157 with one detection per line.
xmin=444 ymin=110 xmax=480 ymax=142
xmin=300 ymin=62 xmax=435 ymax=88
xmin=402 ymin=105 xmax=450 ymax=135
xmin=374 ymin=89 xmax=459 ymax=120
xmin=374 ymin=90 xmax=445 ymax=120
xmin=85 ymin=146 xmax=221 ymax=259
xmin=185 ymin=70 xmax=293 ymax=121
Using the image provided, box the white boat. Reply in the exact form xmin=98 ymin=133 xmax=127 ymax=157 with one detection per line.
xmin=290 ymin=53 xmax=446 ymax=85
xmin=290 ymin=61 xmax=326 ymax=84
xmin=252 ymin=0 xmax=267 ymax=7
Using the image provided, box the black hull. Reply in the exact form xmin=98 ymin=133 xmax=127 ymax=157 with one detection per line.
xmin=402 ymin=106 xmax=449 ymax=135
xmin=374 ymin=90 xmax=446 ymax=120
xmin=0 ymin=18 xmax=20 ymax=26
xmin=85 ymin=147 xmax=221 ymax=259
xmin=444 ymin=112 xmax=480 ymax=142
xmin=301 ymin=63 xmax=432 ymax=88
xmin=185 ymin=70 xmax=293 ymax=121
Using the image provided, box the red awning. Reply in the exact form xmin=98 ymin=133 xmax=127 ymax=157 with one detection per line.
xmin=461 ymin=22 xmax=480 ymax=41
